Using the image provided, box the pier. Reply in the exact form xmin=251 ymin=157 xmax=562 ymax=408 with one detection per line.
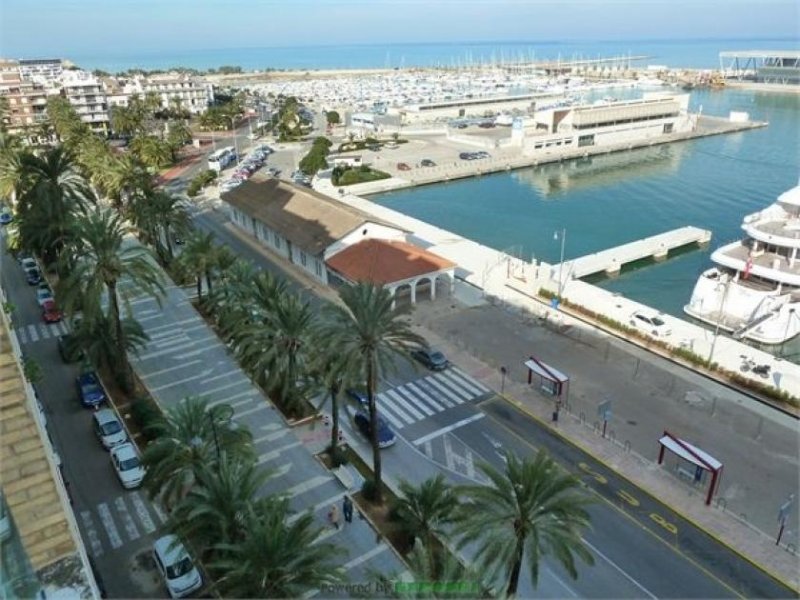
xmin=554 ymin=226 xmax=712 ymax=280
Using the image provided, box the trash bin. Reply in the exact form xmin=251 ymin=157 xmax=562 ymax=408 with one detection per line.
xmin=552 ymin=411 xmax=559 ymax=422
xmin=550 ymin=297 xmax=559 ymax=310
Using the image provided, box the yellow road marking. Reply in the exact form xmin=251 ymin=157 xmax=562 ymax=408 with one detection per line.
xmin=617 ymin=489 xmax=640 ymax=507
xmin=650 ymin=512 xmax=679 ymax=536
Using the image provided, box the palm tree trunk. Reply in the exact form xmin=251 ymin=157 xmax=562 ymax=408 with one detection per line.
xmin=205 ymin=269 xmax=213 ymax=296
xmin=107 ymin=281 xmax=132 ymax=392
xmin=196 ymin=275 xmax=202 ymax=300
xmin=164 ymin=223 xmax=173 ymax=261
xmin=506 ymin=537 xmax=526 ymax=598
xmin=367 ymin=356 xmax=383 ymax=504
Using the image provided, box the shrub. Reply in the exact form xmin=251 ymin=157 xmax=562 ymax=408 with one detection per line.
xmin=327 ymin=445 xmax=349 ymax=467
xmin=130 ymin=396 xmax=163 ymax=441
xmin=361 ymin=478 xmax=378 ymax=502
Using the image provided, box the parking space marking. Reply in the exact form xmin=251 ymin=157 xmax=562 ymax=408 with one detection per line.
xmin=130 ymin=491 xmax=157 ymax=534
xmin=257 ymin=440 xmax=303 ymax=464
xmin=79 ymin=510 xmax=104 ymax=557
xmin=140 ymin=360 xmax=202 ymax=379
xmin=96 ymin=502 xmax=123 ymax=549
xmin=286 ymin=474 xmax=332 ymax=498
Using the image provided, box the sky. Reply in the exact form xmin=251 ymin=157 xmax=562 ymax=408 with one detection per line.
xmin=1 ymin=0 xmax=797 ymax=58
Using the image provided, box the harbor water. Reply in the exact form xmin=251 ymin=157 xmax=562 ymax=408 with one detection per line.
xmin=370 ymin=88 xmax=800 ymax=357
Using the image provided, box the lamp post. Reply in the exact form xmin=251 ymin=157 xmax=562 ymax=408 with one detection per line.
xmin=707 ymin=276 xmax=731 ymax=366
xmin=500 ymin=366 xmax=507 ymax=394
xmin=554 ymin=228 xmax=567 ymax=300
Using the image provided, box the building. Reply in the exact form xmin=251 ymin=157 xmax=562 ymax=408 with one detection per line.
xmin=18 ymin=59 xmax=63 ymax=85
xmin=222 ymin=174 xmax=455 ymax=305
xmin=104 ymin=74 xmax=213 ymax=114
xmin=719 ymin=50 xmax=800 ymax=86
xmin=59 ymin=71 xmax=109 ymax=135
xmin=0 ymin=72 xmax=52 ymax=142
xmin=0 ymin=303 xmax=100 ymax=598
xmin=395 ymin=92 xmax=556 ymax=124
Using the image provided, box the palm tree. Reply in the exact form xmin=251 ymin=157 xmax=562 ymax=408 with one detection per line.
xmin=58 ymin=208 xmax=164 ymax=391
xmin=128 ymin=189 xmax=190 ymax=263
xmin=70 ymin=313 xmax=149 ymax=374
xmin=455 ymin=450 xmax=594 ymax=597
xmin=0 ymin=130 xmax=25 ymax=202
xmin=130 ymin=135 xmax=171 ymax=170
xmin=234 ymin=292 xmax=316 ymax=416
xmin=178 ymin=230 xmax=217 ymax=300
xmin=320 ymin=283 xmax=424 ymax=503
xmin=392 ymin=475 xmax=459 ymax=569
xmin=206 ymin=258 xmax=258 ymax=335
xmin=167 ymin=453 xmax=270 ymax=553
xmin=142 ymin=396 xmax=254 ymax=510
xmin=210 ymin=497 xmax=345 ymax=598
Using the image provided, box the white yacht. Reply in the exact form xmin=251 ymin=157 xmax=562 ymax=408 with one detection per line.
xmin=685 ymin=184 xmax=800 ymax=345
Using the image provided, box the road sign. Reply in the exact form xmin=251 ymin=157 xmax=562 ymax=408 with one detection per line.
xmin=778 ymin=494 xmax=795 ymax=525
xmin=597 ymin=400 xmax=612 ymax=421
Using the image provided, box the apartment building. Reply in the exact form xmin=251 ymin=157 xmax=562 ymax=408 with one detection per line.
xmin=0 ymin=72 xmax=55 ymax=143
xmin=18 ymin=58 xmax=64 ymax=85
xmin=105 ymin=73 xmax=213 ymax=114
xmin=60 ymin=70 xmax=109 ymax=135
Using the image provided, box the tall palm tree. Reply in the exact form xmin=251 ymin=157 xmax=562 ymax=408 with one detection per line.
xmin=167 ymin=453 xmax=271 ymax=553
xmin=70 ymin=313 xmax=149 ymax=374
xmin=0 ymin=130 xmax=25 ymax=202
xmin=210 ymin=497 xmax=345 ymax=598
xmin=206 ymin=258 xmax=258 ymax=336
xmin=321 ymin=283 xmax=424 ymax=503
xmin=130 ymin=135 xmax=171 ymax=170
xmin=15 ymin=146 xmax=92 ymax=264
xmin=58 ymin=208 xmax=164 ymax=390
xmin=128 ymin=189 xmax=190 ymax=263
xmin=455 ymin=450 xmax=595 ymax=597
xmin=142 ymin=396 xmax=254 ymax=510
xmin=178 ymin=230 xmax=217 ymax=300
xmin=392 ymin=475 xmax=459 ymax=568
xmin=234 ymin=292 xmax=316 ymax=416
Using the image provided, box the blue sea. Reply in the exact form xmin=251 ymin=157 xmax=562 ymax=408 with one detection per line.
xmin=64 ymin=37 xmax=798 ymax=73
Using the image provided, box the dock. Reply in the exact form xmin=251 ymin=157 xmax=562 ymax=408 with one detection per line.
xmin=555 ymin=226 xmax=712 ymax=280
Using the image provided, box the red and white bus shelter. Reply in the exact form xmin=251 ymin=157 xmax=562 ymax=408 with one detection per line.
xmin=657 ymin=430 xmax=723 ymax=506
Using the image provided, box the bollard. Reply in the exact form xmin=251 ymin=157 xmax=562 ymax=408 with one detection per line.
xmin=624 ymin=440 xmax=631 ymax=453
xmin=579 ymin=411 xmax=586 ymax=424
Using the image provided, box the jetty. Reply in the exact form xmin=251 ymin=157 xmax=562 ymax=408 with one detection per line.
xmin=555 ymin=226 xmax=712 ymax=280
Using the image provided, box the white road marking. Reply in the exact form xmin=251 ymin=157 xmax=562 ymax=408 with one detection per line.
xmin=583 ymin=538 xmax=657 ymax=599
xmin=115 ymin=496 xmax=141 ymax=542
xmin=392 ymin=386 xmax=435 ymax=417
xmin=151 ymin=502 xmax=168 ymax=524
xmin=207 ymin=389 xmax=256 ymax=407
xmin=414 ymin=378 xmax=456 ymax=408
xmin=288 ymin=491 xmax=346 ymax=525
xmin=429 ymin=375 xmax=472 ymax=402
xmin=257 ymin=440 xmax=303 ymax=464
xmin=404 ymin=381 xmax=445 ymax=411
xmin=16 ymin=327 xmax=28 ymax=344
xmin=96 ymin=502 xmax=123 ymax=549
xmin=140 ymin=360 xmax=202 ymax=379
xmin=285 ymin=475 xmax=332 ymax=498
xmin=441 ymin=369 xmax=483 ymax=396
xmin=150 ymin=368 xmax=214 ymax=392
xmin=343 ymin=543 xmax=388 ymax=571
xmin=443 ymin=436 xmax=455 ymax=470
xmin=129 ymin=491 xmax=157 ymax=534
xmin=451 ymin=367 xmax=490 ymax=392
xmin=79 ymin=510 xmax=104 ymax=557
xmin=383 ymin=389 xmax=426 ymax=420
xmin=27 ymin=324 xmax=39 ymax=342
xmin=235 ymin=403 xmax=268 ymax=418
xmin=200 ymin=369 xmax=243 ymax=385
xmin=376 ymin=393 xmax=413 ymax=425
xmin=253 ymin=428 xmax=289 ymax=444
xmin=423 ymin=440 xmax=433 ymax=458
xmin=412 ymin=413 xmax=486 ymax=446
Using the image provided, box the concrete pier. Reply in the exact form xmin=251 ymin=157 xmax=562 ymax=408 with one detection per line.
xmin=555 ymin=226 xmax=712 ymax=280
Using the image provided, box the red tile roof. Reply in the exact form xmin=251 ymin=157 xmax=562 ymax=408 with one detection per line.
xmin=326 ymin=239 xmax=455 ymax=285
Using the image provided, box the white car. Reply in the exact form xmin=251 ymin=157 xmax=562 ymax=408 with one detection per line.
xmin=36 ymin=285 xmax=54 ymax=307
xmin=110 ymin=443 xmax=145 ymax=489
xmin=153 ymin=535 xmax=203 ymax=598
xmin=21 ymin=257 xmax=37 ymax=272
xmin=629 ymin=311 xmax=672 ymax=337
xmin=92 ymin=408 xmax=128 ymax=449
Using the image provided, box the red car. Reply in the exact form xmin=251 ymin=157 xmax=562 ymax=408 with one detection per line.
xmin=397 ymin=162 xmax=411 ymax=171
xmin=42 ymin=299 xmax=62 ymax=323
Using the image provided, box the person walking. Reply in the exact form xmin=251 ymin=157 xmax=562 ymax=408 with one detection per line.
xmin=342 ymin=496 xmax=354 ymax=523
xmin=328 ymin=504 xmax=341 ymax=530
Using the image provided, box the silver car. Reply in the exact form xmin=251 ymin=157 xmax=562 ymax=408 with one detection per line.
xmin=92 ymin=408 xmax=128 ymax=449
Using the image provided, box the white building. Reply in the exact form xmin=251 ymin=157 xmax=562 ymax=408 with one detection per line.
xmin=18 ymin=58 xmax=63 ymax=85
xmin=59 ymin=70 xmax=109 ymax=134
xmin=104 ymin=74 xmax=212 ymax=114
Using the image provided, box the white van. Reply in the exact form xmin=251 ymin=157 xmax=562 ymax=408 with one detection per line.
xmin=207 ymin=146 xmax=236 ymax=172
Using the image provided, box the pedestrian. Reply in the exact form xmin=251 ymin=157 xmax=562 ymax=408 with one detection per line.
xmin=342 ymin=496 xmax=354 ymax=523
xmin=328 ymin=504 xmax=340 ymax=530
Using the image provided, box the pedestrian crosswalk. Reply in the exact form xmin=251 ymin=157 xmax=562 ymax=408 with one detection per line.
xmin=14 ymin=320 xmax=70 ymax=344
xmin=78 ymin=491 xmax=166 ymax=558
xmin=376 ymin=368 xmax=490 ymax=430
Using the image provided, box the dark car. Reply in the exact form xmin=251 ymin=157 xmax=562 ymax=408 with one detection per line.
xmin=411 ymin=348 xmax=449 ymax=371
xmin=77 ymin=371 xmax=107 ymax=408
xmin=420 ymin=159 xmax=436 ymax=167
xmin=478 ymin=121 xmax=496 ymax=128
xmin=459 ymin=152 xmax=475 ymax=160
xmin=25 ymin=267 xmax=42 ymax=285
xmin=58 ymin=334 xmax=84 ymax=363
xmin=0 ymin=211 xmax=12 ymax=225
xmin=347 ymin=388 xmax=396 ymax=448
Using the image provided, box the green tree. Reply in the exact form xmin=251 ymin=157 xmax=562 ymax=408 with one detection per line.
xmin=128 ymin=189 xmax=190 ymax=263
xmin=178 ymin=230 xmax=217 ymax=300
xmin=166 ymin=121 xmax=193 ymax=162
xmin=58 ymin=209 xmax=164 ymax=391
xmin=320 ymin=283 xmax=424 ymax=503
xmin=69 ymin=313 xmax=150 ymax=374
xmin=142 ymin=396 xmax=253 ymax=510
xmin=0 ymin=130 xmax=25 ymax=201
xmin=455 ymin=450 xmax=594 ymax=597
xmin=110 ymin=104 xmax=144 ymax=137
xmin=210 ymin=497 xmax=345 ymax=598
xmin=130 ymin=135 xmax=171 ymax=170
xmin=326 ymin=110 xmax=341 ymax=126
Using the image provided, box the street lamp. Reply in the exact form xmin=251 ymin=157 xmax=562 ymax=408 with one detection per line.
xmin=554 ymin=228 xmax=567 ymax=300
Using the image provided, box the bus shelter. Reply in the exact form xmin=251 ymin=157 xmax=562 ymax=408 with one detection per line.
xmin=524 ymin=355 xmax=570 ymax=416
xmin=657 ymin=430 xmax=723 ymax=506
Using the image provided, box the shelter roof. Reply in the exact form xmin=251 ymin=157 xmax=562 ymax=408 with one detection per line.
xmin=326 ymin=238 xmax=455 ymax=285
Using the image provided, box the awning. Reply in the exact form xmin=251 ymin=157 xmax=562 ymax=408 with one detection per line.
xmin=658 ymin=434 xmax=722 ymax=471
xmin=524 ymin=359 xmax=568 ymax=383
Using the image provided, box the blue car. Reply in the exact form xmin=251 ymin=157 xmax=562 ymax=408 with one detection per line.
xmin=77 ymin=371 xmax=107 ymax=408
xmin=347 ymin=389 xmax=396 ymax=449
xmin=0 ymin=211 xmax=12 ymax=225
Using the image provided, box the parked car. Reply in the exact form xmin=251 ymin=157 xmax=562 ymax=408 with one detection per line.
xmin=58 ymin=334 xmax=84 ymax=363
xmin=459 ymin=152 xmax=476 ymax=160
xmin=353 ymin=407 xmax=397 ymax=448
xmin=92 ymin=408 xmax=128 ymax=449
xmin=110 ymin=443 xmax=145 ymax=489
xmin=153 ymin=535 xmax=203 ymax=599
xmin=420 ymin=159 xmax=436 ymax=167
xmin=475 ymin=150 xmax=490 ymax=158
xmin=0 ymin=211 xmax=12 ymax=225
xmin=41 ymin=299 xmax=62 ymax=323
xmin=478 ymin=121 xmax=496 ymax=128
xmin=25 ymin=267 xmax=42 ymax=285
xmin=76 ymin=371 xmax=107 ymax=408
xmin=411 ymin=348 xmax=449 ymax=371
xmin=397 ymin=162 xmax=411 ymax=171
xmin=36 ymin=283 xmax=54 ymax=306
xmin=629 ymin=310 xmax=672 ymax=337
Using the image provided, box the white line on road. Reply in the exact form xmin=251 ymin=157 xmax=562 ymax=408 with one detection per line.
xmin=384 ymin=389 xmax=426 ymax=421
xmin=96 ymin=502 xmax=123 ymax=549
xmin=15 ymin=327 xmax=28 ymax=344
xmin=286 ymin=474 xmax=332 ymax=498
xmin=412 ymin=413 xmax=485 ymax=446
xmin=79 ymin=510 xmax=104 ymax=557
xmin=404 ymin=381 xmax=445 ymax=411
xmin=451 ymin=367 xmax=490 ymax=393
xmin=392 ymin=386 xmax=435 ymax=417
xmin=115 ymin=496 xmax=141 ymax=542
xmin=441 ymin=369 xmax=483 ymax=396
xmin=427 ymin=375 xmax=471 ymax=402
xmin=423 ymin=440 xmax=433 ymax=458
xmin=253 ymin=428 xmax=289 ymax=445
xmin=150 ymin=369 xmax=214 ymax=392
xmin=288 ymin=492 xmax=346 ymax=525
xmin=343 ymin=544 xmax=388 ymax=571
xmin=200 ymin=369 xmax=243 ymax=385
xmin=372 ymin=396 xmax=407 ymax=430
xmin=583 ymin=538 xmax=657 ymax=599
xmin=207 ymin=390 xmax=256 ymax=408
xmin=129 ymin=491 xmax=157 ymax=534
xmin=140 ymin=360 xmax=202 ymax=379
xmin=27 ymin=324 xmax=39 ymax=342
xmin=257 ymin=440 xmax=303 ymax=464
xmin=443 ymin=436 xmax=455 ymax=470
xmin=151 ymin=502 xmax=168 ymax=524
xmin=235 ymin=403 xmax=268 ymax=418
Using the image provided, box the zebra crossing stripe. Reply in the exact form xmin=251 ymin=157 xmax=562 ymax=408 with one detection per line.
xmin=436 ymin=372 xmax=475 ymax=400
xmin=442 ymin=369 xmax=484 ymax=396
xmin=376 ymin=393 xmax=414 ymax=427
xmin=404 ymin=381 xmax=446 ymax=411
xmin=130 ymin=491 xmax=157 ymax=534
xmin=392 ymin=386 xmax=435 ymax=416
xmin=16 ymin=327 xmax=28 ymax=344
xmin=373 ymin=400 xmax=405 ymax=430
xmin=151 ymin=502 xmax=168 ymax=524
xmin=452 ymin=367 xmax=490 ymax=393
xmin=79 ymin=510 xmax=104 ymax=557
xmin=27 ymin=324 xmax=39 ymax=342
xmin=411 ymin=379 xmax=455 ymax=408
xmin=97 ymin=502 xmax=123 ymax=549
xmin=383 ymin=389 xmax=426 ymax=421
xmin=47 ymin=322 xmax=64 ymax=337
xmin=114 ymin=496 xmax=141 ymax=542
xmin=424 ymin=377 xmax=468 ymax=405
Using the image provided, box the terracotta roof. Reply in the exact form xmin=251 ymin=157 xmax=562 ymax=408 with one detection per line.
xmin=222 ymin=173 xmax=400 ymax=255
xmin=326 ymin=239 xmax=455 ymax=285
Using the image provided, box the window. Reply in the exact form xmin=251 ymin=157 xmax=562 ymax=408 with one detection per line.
xmin=273 ymin=231 xmax=281 ymax=249
xmin=315 ymin=261 xmax=323 ymax=277
xmin=299 ymin=251 xmax=307 ymax=267
xmin=578 ymin=134 xmax=595 ymax=147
